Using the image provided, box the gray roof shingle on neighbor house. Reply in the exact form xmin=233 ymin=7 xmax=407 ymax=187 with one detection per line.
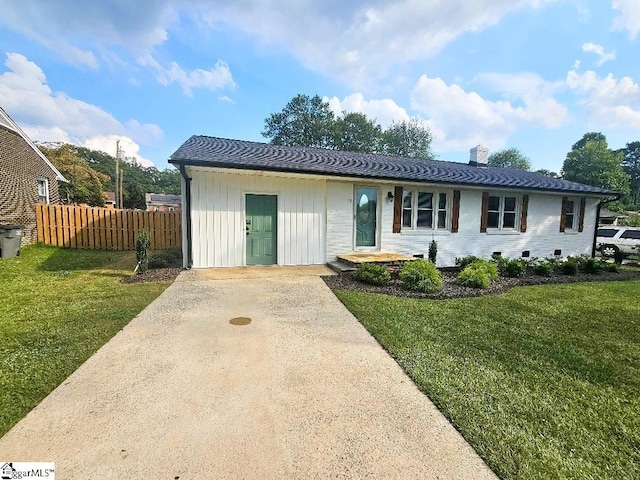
xmin=148 ymin=193 xmax=181 ymax=203
xmin=169 ymin=135 xmax=616 ymax=196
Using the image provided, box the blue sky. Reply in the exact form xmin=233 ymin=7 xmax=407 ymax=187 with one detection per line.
xmin=0 ymin=1 xmax=639 ymax=172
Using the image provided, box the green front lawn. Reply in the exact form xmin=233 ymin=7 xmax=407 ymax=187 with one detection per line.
xmin=335 ymin=281 xmax=640 ymax=479
xmin=0 ymin=245 xmax=173 ymax=437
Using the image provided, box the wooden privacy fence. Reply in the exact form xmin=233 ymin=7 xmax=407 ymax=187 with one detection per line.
xmin=35 ymin=203 xmax=182 ymax=251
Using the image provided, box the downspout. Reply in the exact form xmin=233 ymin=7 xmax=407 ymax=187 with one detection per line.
xmin=178 ymin=164 xmax=193 ymax=269
xmin=591 ymin=194 xmax=622 ymax=257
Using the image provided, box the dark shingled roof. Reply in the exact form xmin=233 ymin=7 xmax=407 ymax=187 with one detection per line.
xmin=169 ymin=136 xmax=616 ymax=196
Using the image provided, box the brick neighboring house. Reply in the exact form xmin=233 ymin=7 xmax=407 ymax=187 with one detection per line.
xmin=0 ymin=107 xmax=67 ymax=243
xmin=145 ymin=193 xmax=181 ymax=212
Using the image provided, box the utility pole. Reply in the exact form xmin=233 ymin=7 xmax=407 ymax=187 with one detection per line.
xmin=120 ymin=168 xmax=124 ymax=209
xmin=115 ymin=140 xmax=120 ymax=209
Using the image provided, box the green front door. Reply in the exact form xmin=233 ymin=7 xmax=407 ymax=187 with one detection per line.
xmin=355 ymin=187 xmax=378 ymax=247
xmin=246 ymin=194 xmax=277 ymax=265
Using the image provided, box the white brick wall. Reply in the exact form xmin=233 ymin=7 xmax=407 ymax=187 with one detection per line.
xmin=326 ymin=181 xmax=600 ymax=267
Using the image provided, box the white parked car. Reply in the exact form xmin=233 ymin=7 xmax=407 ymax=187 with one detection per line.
xmin=596 ymin=226 xmax=640 ymax=257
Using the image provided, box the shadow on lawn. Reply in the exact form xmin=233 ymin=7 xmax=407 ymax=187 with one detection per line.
xmin=35 ymin=245 xmax=132 ymax=273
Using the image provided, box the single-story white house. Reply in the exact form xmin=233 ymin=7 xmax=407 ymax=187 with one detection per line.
xmin=168 ymin=136 xmax=617 ymax=269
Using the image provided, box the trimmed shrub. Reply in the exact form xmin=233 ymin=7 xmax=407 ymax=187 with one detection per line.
xmin=559 ymin=258 xmax=579 ymax=275
xmin=503 ymin=259 xmax=526 ymax=277
xmin=428 ymin=239 xmax=438 ymax=264
xmin=354 ymin=263 xmax=391 ymax=286
xmin=400 ymin=260 xmax=443 ymax=293
xmin=135 ymin=230 xmax=151 ymax=274
xmin=532 ymin=261 xmax=554 ymax=276
xmin=581 ymin=257 xmax=604 ymax=274
xmin=456 ymin=259 xmax=498 ymax=289
xmin=604 ymin=262 xmax=620 ymax=272
xmin=455 ymin=255 xmax=482 ymax=268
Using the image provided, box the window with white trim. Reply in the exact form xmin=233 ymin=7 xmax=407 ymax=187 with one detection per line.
xmin=402 ymin=189 xmax=449 ymax=231
xmin=487 ymin=194 xmax=518 ymax=230
xmin=563 ymin=199 xmax=576 ymax=230
xmin=37 ymin=178 xmax=49 ymax=204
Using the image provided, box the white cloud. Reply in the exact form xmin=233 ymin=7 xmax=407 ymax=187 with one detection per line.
xmin=0 ymin=1 xmax=175 ymax=67
xmin=325 ymin=93 xmax=411 ymax=127
xmin=0 ymin=1 xmax=560 ymax=88
xmin=410 ymin=73 xmax=567 ymax=150
xmin=138 ymin=55 xmax=235 ymax=96
xmin=566 ymin=67 xmax=640 ymax=129
xmin=217 ymin=95 xmax=235 ymax=103
xmin=582 ymin=42 xmax=616 ymax=66
xmin=0 ymin=53 xmax=162 ymax=166
xmin=84 ymin=135 xmax=155 ymax=168
xmin=201 ymin=0 xmax=560 ymax=88
xmin=612 ymin=0 xmax=640 ymax=39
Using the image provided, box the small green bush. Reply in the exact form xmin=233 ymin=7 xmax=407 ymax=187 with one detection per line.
xmin=148 ymin=247 xmax=183 ymax=269
xmin=135 ymin=230 xmax=150 ymax=274
xmin=559 ymin=258 xmax=579 ymax=275
xmin=455 ymin=255 xmax=481 ymax=268
xmin=604 ymin=262 xmax=620 ymax=272
xmin=532 ymin=261 xmax=554 ymax=276
xmin=581 ymin=257 xmax=604 ymax=274
xmin=354 ymin=263 xmax=391 ymax=286
xmin=428 ymin=239 xmax=438 ymax=264
xmin=400 ymin=260 xmax=443 ymax=293
xmin=456 ymin=259 xmax=498 ymax=289
xmin=457 ymin=265 xmax=491 ymax=289
xmin=503 ymin=259 xmax=526 ymax=277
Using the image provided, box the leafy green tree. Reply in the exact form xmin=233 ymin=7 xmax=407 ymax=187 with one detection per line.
xmin=331 ymin=112 xmax=382 ymax=153
xmin=262 ymin=94 xmax=335 ymax=147
xmin=40 ymin=143 xmax=181 ymax=209
xmin=488 ymin=148 xmax=531 ymax=170
xmin=535 ymin=169 xmax=558 ymax=178
xmin=620 ymin=141 xmax=640 ymax=208
xmin=562 ymin=133 xmax=630 ymax=201
xmin=40 ymin=144 xmax=109 ymax=206
xmin=380 ymin=118 xmax=434 ymax=159
xmin=572 ymin=132 xmax=606 ymax=150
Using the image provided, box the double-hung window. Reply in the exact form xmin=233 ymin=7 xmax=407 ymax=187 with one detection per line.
xmin=402 ymin=189 xmax=449 ymax=231
xmin=486 ymin=194 xmax=518 ymax=230
xmin=563 ymin=199 xmax=576 ymax=230
xmin=37 ymin=178 xmax=49 ymax=204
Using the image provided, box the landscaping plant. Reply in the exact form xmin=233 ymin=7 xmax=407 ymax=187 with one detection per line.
xmin=135 ymin=230 xmax=151 ymax=274
xmin=428 ymin=238 xmax=438 ymax=264
xmin=354 ymin=263 xmax=391 ymax=286
xmin=399 ymin=259 xmax=443 ymax=293
xmin=456 ymin=259 xmax=499 ymax=289
xmin=455 ymin=255 xmax=481 ymax=268
xmin=532 ymin=261 xmax=554 ymax=276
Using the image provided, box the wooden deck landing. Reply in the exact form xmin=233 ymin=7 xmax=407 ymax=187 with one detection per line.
xmin=337 ymin=252 xmax=414 ymax=265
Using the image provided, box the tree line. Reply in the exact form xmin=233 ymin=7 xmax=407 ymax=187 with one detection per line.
xmin=262 ymin=94 xmax=435 ymax=159
xmin=264 ymin=94 xmax=639 ymax=212
xmin=39 ymin=143 xmax=180 ymax=209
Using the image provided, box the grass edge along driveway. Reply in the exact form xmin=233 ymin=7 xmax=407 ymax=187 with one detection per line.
xmin=0 ymin=245 xmax=173 ymax=437
xmin=335 ymin=281 xmax=640 ymax=480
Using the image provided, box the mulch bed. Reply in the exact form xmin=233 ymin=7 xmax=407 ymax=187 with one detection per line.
xmin=322 ymin=268 xmax=640 ymax=300
xmin=121 ymin=268 xmax=183 ymax=284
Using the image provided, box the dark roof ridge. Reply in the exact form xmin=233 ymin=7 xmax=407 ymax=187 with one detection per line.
xmin=169 ymin=135 xmax=617 ymax=196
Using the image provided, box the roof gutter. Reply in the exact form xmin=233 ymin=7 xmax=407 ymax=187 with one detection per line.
xmin=178 ymin=164 xmax=193 ymax=269
xmin=592 ymin=193 xmax=622 ymax=257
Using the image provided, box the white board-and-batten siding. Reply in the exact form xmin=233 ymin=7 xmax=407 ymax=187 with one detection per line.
xmin=189 ymin=168 xmax=326 ymax=268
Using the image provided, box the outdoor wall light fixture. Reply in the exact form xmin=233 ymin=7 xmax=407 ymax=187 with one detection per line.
xmin=387 ymin=191 xmax=395 ymax=201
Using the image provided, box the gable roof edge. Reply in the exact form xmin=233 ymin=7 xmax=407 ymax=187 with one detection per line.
xmin=0 ymin=106 xmax=68 ymax=182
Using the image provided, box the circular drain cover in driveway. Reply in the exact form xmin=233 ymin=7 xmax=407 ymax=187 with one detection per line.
xmin=229 ymin=317 xmax=252 ymax=325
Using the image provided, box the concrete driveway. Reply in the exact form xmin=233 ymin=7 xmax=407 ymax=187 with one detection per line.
xmin=0 ymin=267 xmax=496 ymax=479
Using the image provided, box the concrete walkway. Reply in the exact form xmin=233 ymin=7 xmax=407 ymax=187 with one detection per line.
xmin=0 ymin=267 xmax=496 ymax=479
